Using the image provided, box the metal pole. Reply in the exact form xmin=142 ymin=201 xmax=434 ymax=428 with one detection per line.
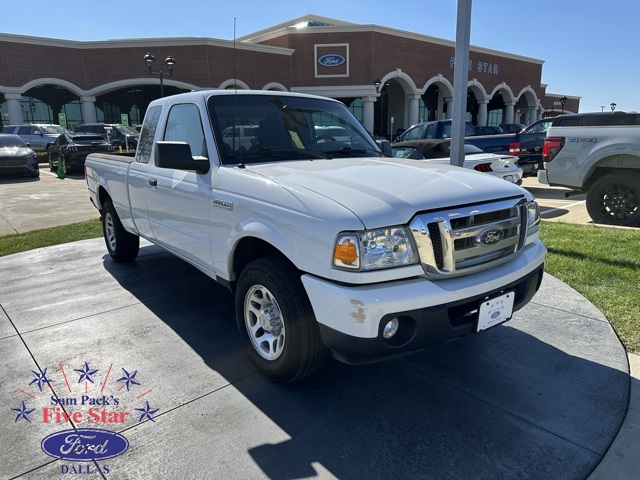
xmin=159 ymin=71 xmax=164 ymax=98
xmin=450 ymin=0 xmax=472 ymax=167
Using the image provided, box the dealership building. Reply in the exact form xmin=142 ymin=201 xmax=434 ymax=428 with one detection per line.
xmin=0 ymin=14 xmax=579 ymax=136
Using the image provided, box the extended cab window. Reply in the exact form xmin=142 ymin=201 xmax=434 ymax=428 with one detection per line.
xmin=163 ymin=103 xmax=206 ymax=157
xmin=136 ymin=106 xmax=161 ymax=164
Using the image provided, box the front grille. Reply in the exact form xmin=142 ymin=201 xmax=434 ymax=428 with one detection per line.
xmin=0 ymin=156 xmax=27 ymax=166
xmin=409 ymin=197 xmax=528 ymax=278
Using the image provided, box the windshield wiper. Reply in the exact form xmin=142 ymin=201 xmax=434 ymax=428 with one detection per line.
xmin=228 ymin=147 xmax=330 ymax=161
xmin=321 ymin=146 xmax=382 ymax=157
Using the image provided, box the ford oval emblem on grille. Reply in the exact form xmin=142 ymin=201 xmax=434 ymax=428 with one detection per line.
xmin=477 ymin=228 xmax=504 ymax=246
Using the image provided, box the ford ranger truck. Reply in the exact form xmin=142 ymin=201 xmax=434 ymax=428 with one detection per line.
xmin=85 ymin=90 xmax=546 ymax=383
xmin=540 ymin=125 xmax=640 ymax=227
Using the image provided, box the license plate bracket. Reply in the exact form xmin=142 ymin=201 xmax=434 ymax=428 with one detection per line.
xmin=476 ymin=291 xmax=515 ymax=333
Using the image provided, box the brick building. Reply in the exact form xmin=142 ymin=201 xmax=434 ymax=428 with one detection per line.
xmin=0 ymin=14 xmax=579 ymax=134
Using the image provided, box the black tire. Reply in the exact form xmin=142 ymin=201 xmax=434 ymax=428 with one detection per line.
xmin=101 ymin=199 xmax=140 ymax=262
xmin=586 ymin=172 xmax=640 ymax=227
xmin=235 ymin=256 xmax=326 ymax=383
xmin=48 ymin=152 xmax=56 ymax=171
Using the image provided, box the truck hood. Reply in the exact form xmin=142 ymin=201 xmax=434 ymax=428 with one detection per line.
xmin=248 ymin=157 xmax=528 ymax=228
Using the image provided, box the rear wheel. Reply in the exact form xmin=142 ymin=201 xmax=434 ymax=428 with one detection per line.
xmin=235 ymin=256 xmax=326 ymax=383
xmin=101 ymin=199 xmax=139 ymax=262
xmin=586 ymin=172 xmax=640 ymax=227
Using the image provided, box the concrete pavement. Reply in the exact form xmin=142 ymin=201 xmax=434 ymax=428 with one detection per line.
xmin=1 ymin=171 xmax=639 ymax=479
xmin=0 ymin=238 xmax=634 ymax=479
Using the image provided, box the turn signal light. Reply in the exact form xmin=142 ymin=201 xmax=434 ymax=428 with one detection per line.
xmin=334 ymin=238 xmax=358 ymax=266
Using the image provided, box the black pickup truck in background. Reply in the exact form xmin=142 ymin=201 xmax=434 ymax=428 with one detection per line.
xmin=395 ymin=112 xmax=640 ymax=176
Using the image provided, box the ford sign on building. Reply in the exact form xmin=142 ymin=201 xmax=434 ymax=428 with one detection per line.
xmin=318 ymin=54 xmax=345 ymax=66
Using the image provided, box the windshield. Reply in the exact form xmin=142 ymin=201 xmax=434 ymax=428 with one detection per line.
xmin=115 ymin=125 xmax=138 ymax=135
xmin=40 ymin=125 xmax=69 ymax=134
xmin=0 ymin=136 xmax=27 ymax=148
xmin=208 ymin=94 xmax=381 ymax=165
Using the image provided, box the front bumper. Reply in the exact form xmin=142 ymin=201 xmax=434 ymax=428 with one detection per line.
xmin=301 ymin=240 xmax=546 ymax=364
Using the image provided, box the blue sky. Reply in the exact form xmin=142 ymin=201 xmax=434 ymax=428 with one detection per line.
xmin=3 ymin=0 xmax=638 ymax=113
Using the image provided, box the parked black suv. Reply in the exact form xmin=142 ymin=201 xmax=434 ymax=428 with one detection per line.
xmin=74 ymin=123 xmax=139 ymax=150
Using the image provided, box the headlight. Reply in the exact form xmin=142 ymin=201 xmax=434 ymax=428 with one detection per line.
xmin=525 ymin=200 xmax=541 ymax=244
xmin=333 ymin=227 xmax=418 ymax=271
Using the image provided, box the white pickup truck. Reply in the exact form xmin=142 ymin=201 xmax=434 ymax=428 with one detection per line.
xmin=86 ymin=90 xmax=546 ymax=382
xmin=539 ymin=125 xmax=640 ymax=227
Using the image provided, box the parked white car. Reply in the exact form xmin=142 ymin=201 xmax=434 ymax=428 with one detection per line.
xmin=392 ymin=139 xmax=523 ymax=184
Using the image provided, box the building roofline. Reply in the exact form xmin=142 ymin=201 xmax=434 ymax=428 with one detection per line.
xmin=0 ymin=32 xmax=294 ymax=55
xmin=238 ymin=14 xmax=544 ymax=65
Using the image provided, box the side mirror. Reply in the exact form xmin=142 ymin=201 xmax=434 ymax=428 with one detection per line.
xmin=156 ymin=141 xmax=210 ymax=173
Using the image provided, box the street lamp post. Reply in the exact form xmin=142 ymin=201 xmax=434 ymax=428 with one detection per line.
xmin=144 ymin=53 xmax=176 ymax=98
xmin=560 ymin=96 xmax=567 ymax=113
xmin=610 ymin=102 xmax=617 ymax=112
xmin=373 ymin=79 xmax=389 ymax=137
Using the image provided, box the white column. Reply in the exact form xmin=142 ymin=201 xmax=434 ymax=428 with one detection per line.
xmin=407 ymin=94 xmax=420 ymax=127
xmin=445 ymin=96 xmax=453 ymax=119
xmin=505 ymin=102 xmax=515 ymax=124
xmin=80 ymin=96 xmax=98 ymax=124
xmin=477 ymin=100 xmax=488 ymax=126
xmin=362 ymin=96 xmax=375 ymax=134
xmin=5 ymin=93 xmax=24 ymax=125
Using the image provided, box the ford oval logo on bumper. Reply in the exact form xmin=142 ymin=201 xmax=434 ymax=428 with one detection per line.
xmin=477 ymin=228 xmax=504 ymax=246
xmin=41 ymin=428 xmax=129 ymax=462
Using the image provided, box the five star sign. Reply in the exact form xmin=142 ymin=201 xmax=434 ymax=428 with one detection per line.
xmin=12 ymin=401 xmax=35 ymax=423
xmin=117 ymin=368 xmax=141 ymax=391
xmin=135 ymin=401 xmax=159 ymax=423
xmin=74 ymin=362 xmax=99 ymax=384
xmin=29 ymin=368 xmax=52 ymax=392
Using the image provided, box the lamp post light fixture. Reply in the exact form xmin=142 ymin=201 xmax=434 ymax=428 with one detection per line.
xmin=560 ymin=96 xmax=567 ymax=113
xmin=610 ymin=102 xmax=616 ymax=112
xmin=144 ymin=53 xmax=176 ymax=98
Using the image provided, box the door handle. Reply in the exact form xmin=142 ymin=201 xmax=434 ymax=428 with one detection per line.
xmin=148 ymin=178 xmax=157 ymax=187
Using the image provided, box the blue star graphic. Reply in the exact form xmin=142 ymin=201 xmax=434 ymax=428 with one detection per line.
xmin=117 ymin=368 xmax=141 ymax=391
xmin=74 ymin=362 xmax=99 ymax=384
xmin=29 ymin=368 xmax=52 ymax=392
xmin=11 ymin=401 xmax=35 ymax=423
xmin=135 ymin=401 xmax=159 ymax=423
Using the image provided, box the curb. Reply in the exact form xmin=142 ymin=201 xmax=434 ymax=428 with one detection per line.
xmin=588 ymin=352 xmax=640 ymax=479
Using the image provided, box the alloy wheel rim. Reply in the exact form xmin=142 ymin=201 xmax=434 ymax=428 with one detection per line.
xmin=244 ymin=284 xmax=285 ymax=361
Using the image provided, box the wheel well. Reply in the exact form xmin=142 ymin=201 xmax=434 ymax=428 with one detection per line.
xmin=586 ymin=167 xmax=640 ymax=189
xmin=96 ymin=186 xmax=111 ymax=213
xmin=231 ymin=237 xmax=295 ymax=290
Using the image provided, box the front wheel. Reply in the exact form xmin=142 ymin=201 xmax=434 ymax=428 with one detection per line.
xmin=586 ymin=172 xmax=640 ymax=227
xmin=101 ymin=199 xmax=140 ymax=262
xmin=235 ymin=257 xmax=326 ymax=383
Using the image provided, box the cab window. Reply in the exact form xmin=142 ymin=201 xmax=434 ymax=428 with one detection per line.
xmin=163 ymin=103 xmax=207 ymax=157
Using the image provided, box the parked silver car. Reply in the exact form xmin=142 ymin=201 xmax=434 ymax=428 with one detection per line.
xmin=0 ymin=134 xmax=39 ymax=178
xmin=1 ymin=124 xmax=69 ymax=153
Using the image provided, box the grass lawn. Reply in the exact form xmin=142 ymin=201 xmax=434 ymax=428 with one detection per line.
xmin=540 ymin=222 xmax=640 ymax=354
xmin=0 ymin=219 xmax=638 ymax=353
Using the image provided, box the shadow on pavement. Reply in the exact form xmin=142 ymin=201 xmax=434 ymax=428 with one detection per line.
xmin=94 ymin=246 xmax=629 ymax=479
